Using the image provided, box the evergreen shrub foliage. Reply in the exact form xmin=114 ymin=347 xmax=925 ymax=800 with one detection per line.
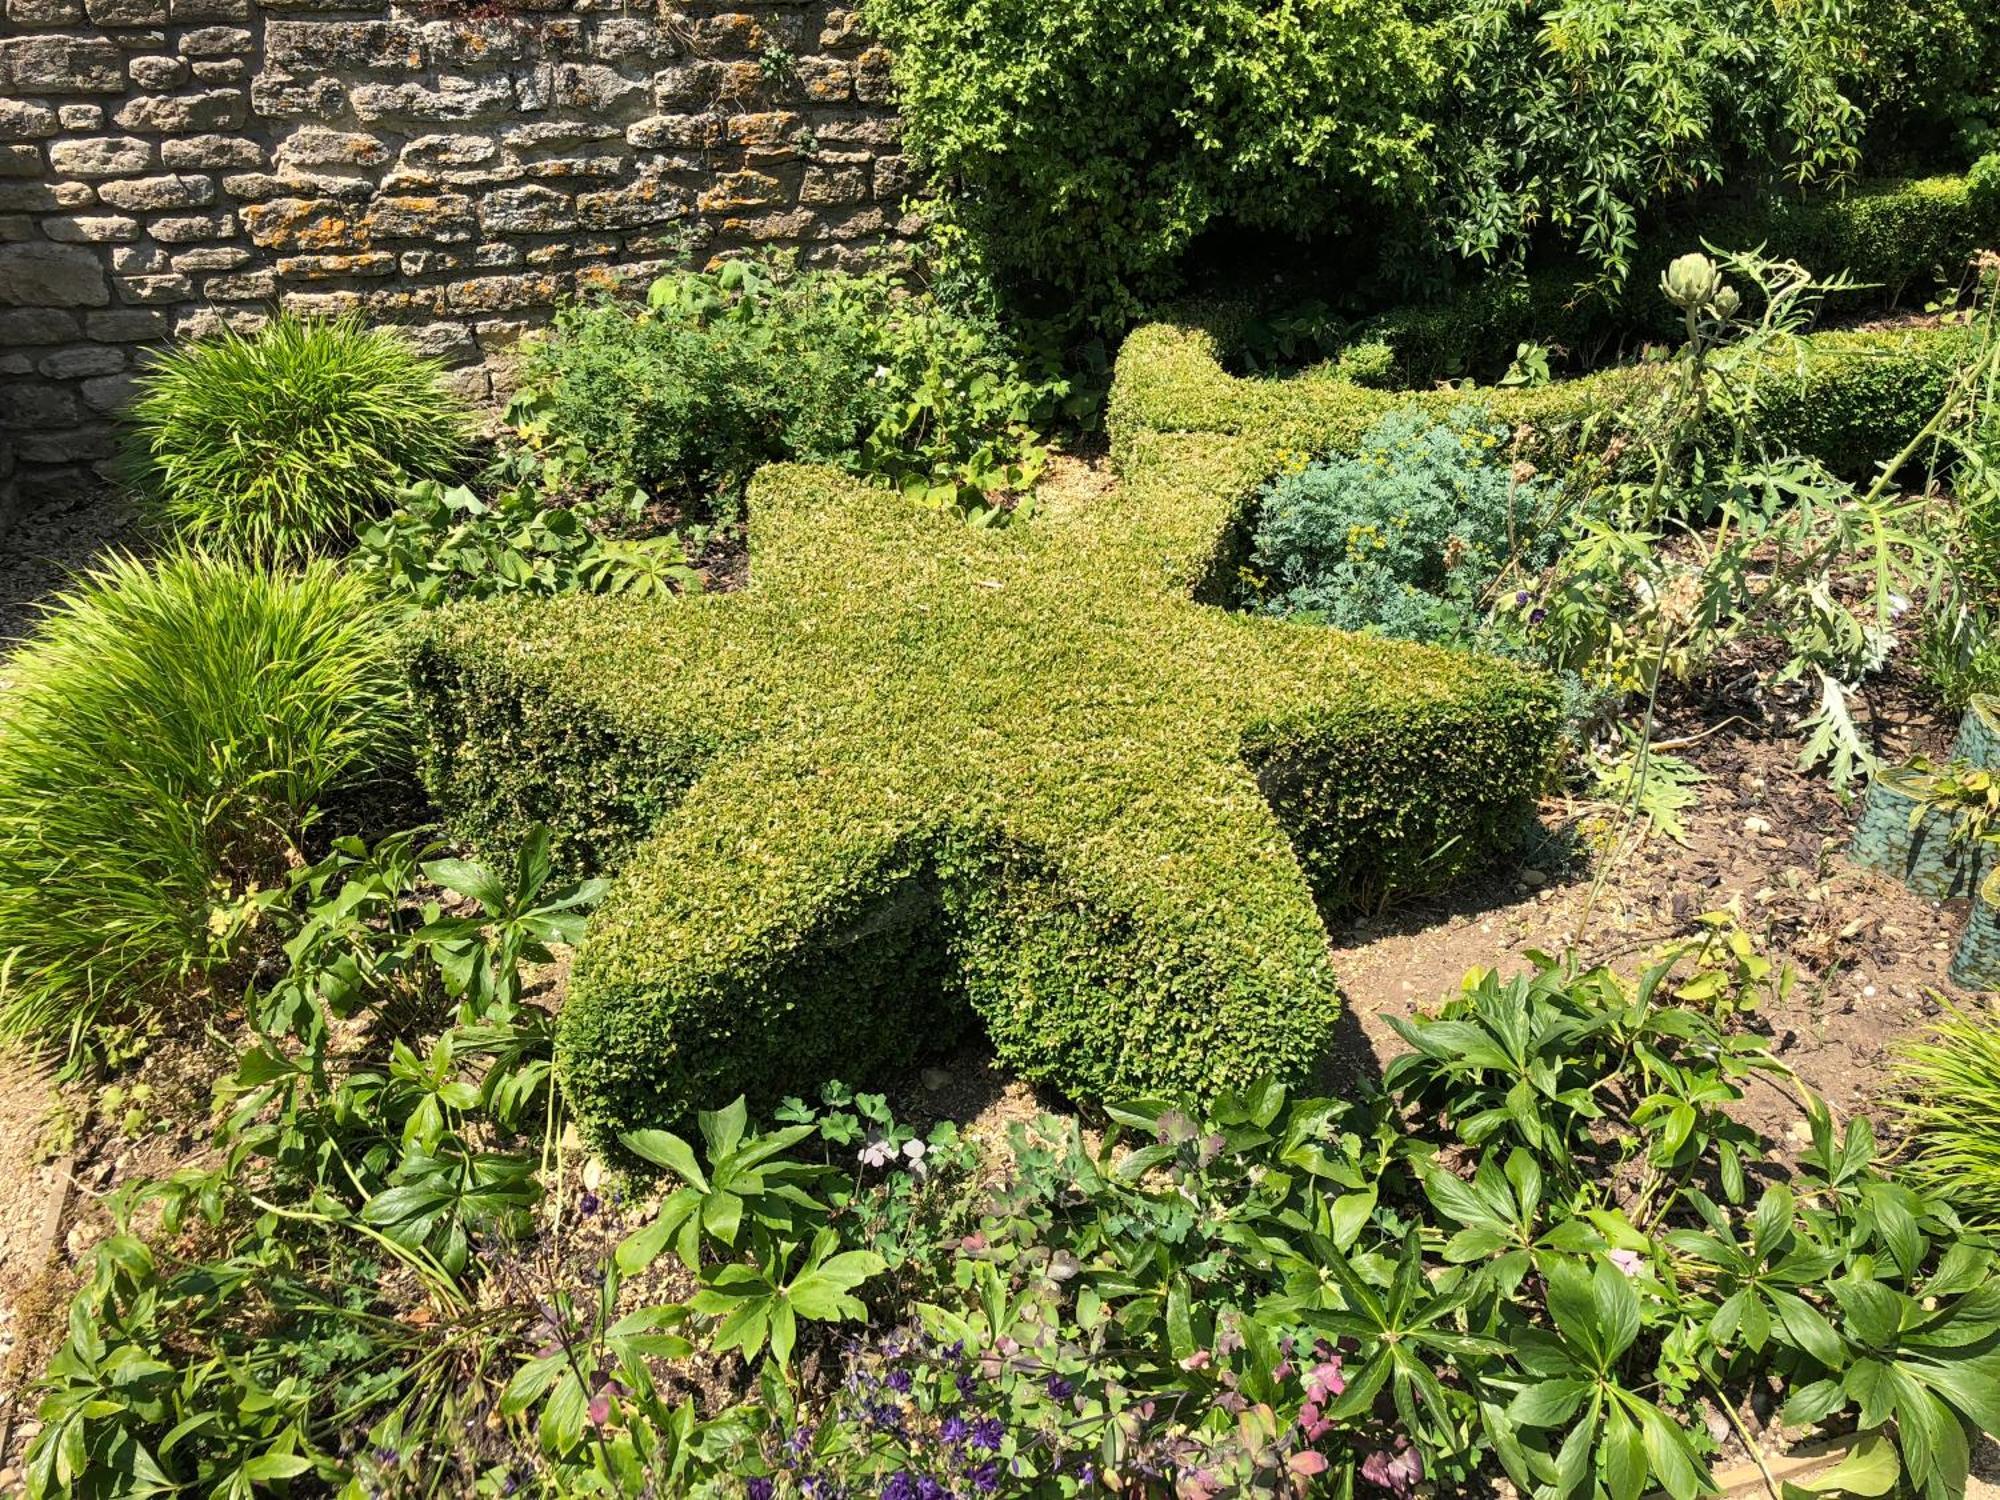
xmin=0 ymin=553 xmax=405 ymax=1043
xmin=1250 ymin=404 xmax=1557 ymax=643
xmin=125 ymin=313 xmax=470 ymax=561
xmin=412 ymin=459 xmax=1561 ymax=1141
xmin=858 ymin=0 xmax=1440 ymax=324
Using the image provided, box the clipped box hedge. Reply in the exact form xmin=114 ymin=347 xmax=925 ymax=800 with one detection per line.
xmin=1109 ymin=318 xmax=1975 ymax=482
xmin=1345 ymin=174 xmax=1996 ymax=386
xmin=413 ymin=451 xmax=1562 ymax=1141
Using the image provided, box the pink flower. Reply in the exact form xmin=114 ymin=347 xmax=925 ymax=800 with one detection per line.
xmin=1609 ymin=1248 xmax=1646 ymax=1277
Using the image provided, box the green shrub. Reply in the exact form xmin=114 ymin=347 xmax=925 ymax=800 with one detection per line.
xmin=1851 ymin=0 xmax=2000 ymax=163
xmin=1432 ymin=0 xmax=1863 ymax=293
xmin=412 ymin=452 xmax=1560 ymax=1140
xmin=522 ymin=259 xmax=1056 ymax=519
xmin=1249 ymin=403 xmax=1557 ymax=642
xmin=126 ymin=313 xmax=470 ymax=561
xmin=859 ymin=0 xmax=1439 ymax=326
xmin=0 ymin=552 xmax=405 ymax=1044
xmin=1356 ymin=174 xmax=2000 ymax=384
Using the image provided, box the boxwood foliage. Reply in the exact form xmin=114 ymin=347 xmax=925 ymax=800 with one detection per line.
xmin=412 ymin=452 xmax=1561 ymax=1141
xmin=1110 ymin=318 xmax=1975 ymax=483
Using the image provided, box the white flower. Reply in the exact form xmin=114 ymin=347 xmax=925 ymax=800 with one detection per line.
xmin=1609 ymin=1247 xmax=1646 ymax=1277
xmin=859 ymin=1132 xmax=897 ymax=1169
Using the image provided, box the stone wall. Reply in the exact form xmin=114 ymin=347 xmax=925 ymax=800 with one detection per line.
xmin=0 ymin=0 xmax=909 ymax=527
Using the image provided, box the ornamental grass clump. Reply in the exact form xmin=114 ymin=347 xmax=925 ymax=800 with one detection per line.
xmin=1893 ymin=1008 xmax=2000 ymax=1225
xmin=0 ymin=551 xmax=406 ymax=1046
xmin=126 ymin=313 xmax=470 ymax=561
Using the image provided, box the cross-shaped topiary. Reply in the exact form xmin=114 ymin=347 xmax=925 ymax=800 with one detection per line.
xmin=414 ymin=438 xmax=1559 ymax=1143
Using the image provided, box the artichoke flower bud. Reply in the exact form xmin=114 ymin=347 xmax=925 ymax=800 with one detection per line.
xmin=1712 ymin=284 xmax=1742 ymax=320
xmin=1662 ymin=252 xmax=1723 ymax=311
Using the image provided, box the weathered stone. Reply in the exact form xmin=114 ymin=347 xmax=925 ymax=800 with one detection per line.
xmin=84 ymin=306 xmax=169 ymax=339
xmin=444 ymin=270 xmax=559 ymax=313
xmin=127 ymin=55 xmax=189 ymax=89
xmin=1 ymin=36 xmax=128 ymax=93
xmin=400 ymin=319 xmax=476 ymax=359
xmin=42 ymin=213 xmax=140 ymax=242
xmin=549 ymin=63 xmax=646 ymax=112
xmin=150 ymin=210 xmax=234 ymax=242
xmin=0 ymin=307 xmax=81 ymax=343
xmin=174 ymin=305 xmax=263 ymax=340
xmin=417 ymin=18 xmax=529 ymax=67
xmin=191 ymin=58 xmax=245 ymax=82
xmin=0 ymin=215 xmax=34 ymax=241
xmin=472 ymin=240 xmax=521 ymax=268
xmin=240 ymin=195 xmax=362 ymax=249
xmin=590 ymin=18 xmax=677 ymax=63
xmin=37 ymin=343 xmax=125 ymax=378
xmin=362 ymin=192 xmax=474 ymax=240
xmin=0 ymin=243 xmax=109 ymax=306
xmin=276 ymin=126 xmax=390 ymax=168
xmin=17 ymin=425 xmax=119 ymax=464
xmin=114 ymin=89 xmax=246 ymax=133
xmin=0 ymin=181 xmax=94 ymax=211
xmin=48 ymin=136 xmax=152 ymax=178
xmin=0 ymin=384 xmax=81 ymax=427
xmin=501 ymin=120 xmax=621 ymax=150
xmin=873 ymin=154 xmax=910 ymax=202
xmin=577 ymin=176 xmax=683 ymax=229
xmin=58 ymin=104 xmax=104 ymax=129
xmin=820 ymin=9 xmax=864 ymax=49
xmin=250 ymin=73 xmax=347 ymax=119
xmin=399 ymin=132 xmax=494 ymax=170
xmin=161 ymin=133 xmax=264 ymax=169
xmin=266 ymin=20 xmax=420 ymax=71
xmin=854 ymin=46 xmax=895 ymax=105
xmin=0 ymin=145 xmax=41 ymax=178
xmin=726 ymin=111 xmax=798 ymax=148
xmin=179 ymin=25 xmax=251 ymax=56
xmin=110 ymin=241 xmax=168 ymax=270
xmin=86 ymin=0 xmax=166 ymax=25
xmin=168 ymin=244 xmax=248 ymax=269
xmin=275 ymin=250 xmax=395 ymax=279
xmin=797 ymin=57 xmax=852 ymax=102
xmin=397 ymin=248 xmax=463 ymax=275
xmin=0 ymin=354 xmax=30 ymax=374
xmin=109 ymin=29 xmax=169 ymax=51
xmin=799 ymin=164 xmax=867 ymax=207
xmin=628 ymin=113 xmax=724 ymax=150
xmin=6 ymin=0 xmax=83 ymax=22
xmin=201 ymin=270 xmax=274 ymax=299
xmin=80 ymin=372 xmax=141 ymax=412
xmin=0 ymin=101 xmax=58 ymax=141
xmin=169 ymin=0 xmax=248 ymax=18
xmin=350 ymin=75 xmax=512 ymax=124
xmin=116 ymin=271 xmax=191 ymax=302
xmin=697 ymin=170 xmax=783 ymax=213
xmin=96 ymin=174 xmax=215 ymax=210
xmin=474 ymin=183 xmax=574 ymax=233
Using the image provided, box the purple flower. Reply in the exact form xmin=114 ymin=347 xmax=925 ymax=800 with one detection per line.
xmin=971 ymin=1417 xmax=1004 ymax=1452
xmin=748 ymin=1482 xmax=774 ymax=1500
xmin=1530 ymin=608 xmax=1547 ymax=625
xmin=956 ymin=1373 xmax=977 ymax=1401
xmin=1515 ymin=590 xmax=1531 ymax=605
xmin=971 ymin=1461 xmax=1001 ymax=1493
xmin=940 ymin=1416 xmax=969 ymax=1444
xmin=578 ymin=1189 xmax=600 ymax=1217
xmin=1045 ymin=1374 xmax=1074 ymax=1400
xmin=917 ymin=1480 xmax=948 ymax=1500
xmin=887 ymin=1368 xmax=913 ymax=1393
xmin=883 ymin=1474 xmax=918 ymax=1500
